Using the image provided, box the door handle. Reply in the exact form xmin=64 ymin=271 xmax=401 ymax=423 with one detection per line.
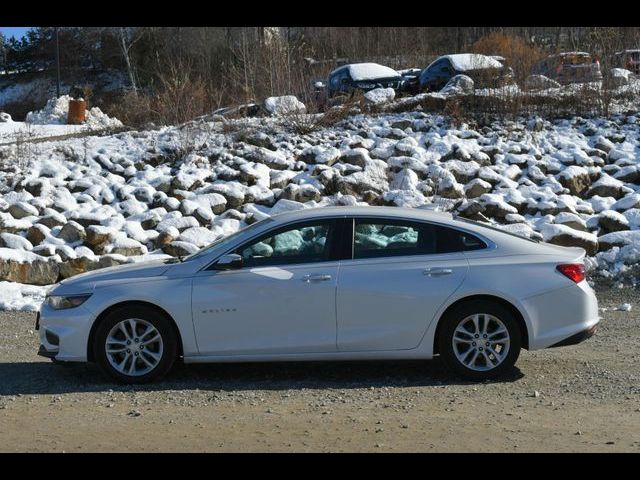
xmin=302 ymin=274 xmax=332 ymax=283
xmin=423 ymin=267 xmax=453 ymax=277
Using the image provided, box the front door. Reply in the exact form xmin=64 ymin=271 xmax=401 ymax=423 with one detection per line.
xmin=191 ymin=220 xmax=340 ymax=355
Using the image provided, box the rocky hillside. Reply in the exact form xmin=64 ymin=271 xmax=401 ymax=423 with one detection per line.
xmin=0 ymin=108 xmax=639 ymax=286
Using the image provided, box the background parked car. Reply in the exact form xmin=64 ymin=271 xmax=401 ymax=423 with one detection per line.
xmin=531 ymin=52 xmax=602 ymax=85
xmin=327 ymin=63 xmax=403 ymax=98
xmin=613 ymin=49 xmax=640 ymax=75
xmin=418 ymin=53 xmax=511 ymax=92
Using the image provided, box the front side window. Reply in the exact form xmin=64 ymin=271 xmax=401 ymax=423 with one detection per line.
xmin=237 ymin=221 xmax=335 ymax=267
xmin=353 ymin=219 xmax=486 ymax=259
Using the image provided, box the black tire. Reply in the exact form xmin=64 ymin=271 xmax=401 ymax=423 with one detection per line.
xmin=438 ymin=300 xmax=522 ymax=381
xmin=93 ymin=305 xmax=177 ymax=384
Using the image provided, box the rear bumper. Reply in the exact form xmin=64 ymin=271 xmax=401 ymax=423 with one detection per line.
xmin=549 ymin=324 xmax=598 ymax=348
xmin=521 ymin=281 xmax=600 ymax=350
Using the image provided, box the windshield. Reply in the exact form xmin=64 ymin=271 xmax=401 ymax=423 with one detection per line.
xmin=183 ymin=217 xmax=274 ymax=262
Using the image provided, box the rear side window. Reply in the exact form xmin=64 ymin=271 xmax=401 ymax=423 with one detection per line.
xmin=352 ymin=219 xmax=486 ymax=259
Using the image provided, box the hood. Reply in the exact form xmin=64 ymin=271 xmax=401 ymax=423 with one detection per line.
xmin=56 ymin=258 xmax=177 ymax=292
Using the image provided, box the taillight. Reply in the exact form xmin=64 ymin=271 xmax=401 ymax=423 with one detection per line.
xmin=556 ymin=263 xmax=585 ymax=283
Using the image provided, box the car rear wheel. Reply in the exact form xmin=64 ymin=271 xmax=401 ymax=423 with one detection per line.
xmin=438 ymin=300 xmax=522 ymax=380
xmin=93 ymin=306 xmax=177 ymax=384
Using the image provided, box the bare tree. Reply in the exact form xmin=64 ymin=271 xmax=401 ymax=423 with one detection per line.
xmin=117 ymin=27 xmax=144 ymax=92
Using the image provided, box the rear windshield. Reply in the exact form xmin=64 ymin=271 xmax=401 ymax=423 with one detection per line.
xmin=454 ymin=217 xmax=540 ymax=243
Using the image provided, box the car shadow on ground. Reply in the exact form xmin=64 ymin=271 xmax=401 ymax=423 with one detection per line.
xmin=0 ymin=358 xmax=524 ymax=396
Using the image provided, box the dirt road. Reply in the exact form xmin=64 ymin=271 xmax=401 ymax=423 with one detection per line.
xmin=1 ymin=285 xmax=639 ymax=452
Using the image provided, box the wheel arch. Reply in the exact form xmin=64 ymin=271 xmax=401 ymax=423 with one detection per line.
xmin=432 ymin=294 xmax=529 ymax=354
xmin=87 ymin=301 xmax=184 ymax=362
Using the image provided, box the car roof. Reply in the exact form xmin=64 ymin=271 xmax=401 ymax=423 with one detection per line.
xmin=268 ymin=206 xmax=454 ymax=224
xmin=425 ymin=53 xmax=503 ymax=72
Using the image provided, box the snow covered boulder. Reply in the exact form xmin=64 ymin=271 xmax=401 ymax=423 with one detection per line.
xmin=264 ymin=95 xmax=306 ymax=116
xmin=586 ymin=174 xmax=628 ymax=199
xmin=108 ymin=238 xmax=147 ymax=257
xmin=85 ymin=225 xmax=114 ymax=251
xmin=163 ymin=241 xmax=200 ymax=258
xmin=554 ymin=212 xmax=588 ymax=232
xmin=0 ymin=249 xmax=60 ymax=285
xmin=8 ymin=202 xmax=39 ymax=219
xmin=57 ymin=221 xmax=86 ymax=243
xmin=597 ymin=230 xmax=640 ymax=252
xmin=557 ymin=166 xmax=592 ymax=196
xmin=440 ymin=75 xmax=474 ymax=95
xmin=541 ymin=224 xmax=598 ymax=256
xmin=340 ymin=148 xmax=371 ymax=168
xmin=610 ymin=68 xmax=634 ymax=88
xmin=0 ymin=112 xmax=12 ymax=123
xmin=598 ymin=210 xmax=630 ymax=233
xmin=300 ymin=146 xmax=341 ymax=166
xmin=364 ymin=88 xmax=396 ymax=105
xmin=463 ymin=178 xmax=493 ymax=199
xmin=524 ymin=74 xmax=561 ymax=91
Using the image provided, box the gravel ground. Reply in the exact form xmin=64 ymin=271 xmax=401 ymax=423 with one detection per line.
xmin=0 ymin=285 xmax=639 ymax=452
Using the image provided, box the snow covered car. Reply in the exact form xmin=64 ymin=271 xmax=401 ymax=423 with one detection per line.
xmin=419 ymin=53 xmax=512 ymax=92
xmin=326 ymin=63 xmax=403 ymax=98
xmin=37 ymin=206 xmax=599 ymax=384
xmin=532 ymin=52 xmax=603 ymax=85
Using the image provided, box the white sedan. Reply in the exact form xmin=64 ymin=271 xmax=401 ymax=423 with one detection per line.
xmin=37 ymin=206 xmax=599 ymax=383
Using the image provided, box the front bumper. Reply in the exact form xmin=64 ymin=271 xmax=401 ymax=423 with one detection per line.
xmin=37 ymin=345 xmax=57 ymax=359
xmin=37 ymin=303 xmax=94 ymax=362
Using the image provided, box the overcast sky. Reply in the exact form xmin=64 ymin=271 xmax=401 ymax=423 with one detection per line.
xmin=0 ymin=27 xmax=33 ymax=40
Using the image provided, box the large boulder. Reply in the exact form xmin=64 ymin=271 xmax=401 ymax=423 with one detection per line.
xmin=540 ymin=224 xmax=598 ymax=255
xmin=364 ymin=87 xmax=396 ymax=105
xmin=609 ymin=68 xmax=634 ymax=88
xmin=557 ymin=166 xmax=592 ymax=195
xmin=8 ymin=202 xmax=38 ymax=219
xmin=598 ymin=210 xmax=630 ymax=233
xmin=0 ymin=249 xmax=60 ymax=285
xmin=57 ymin=220 xmax=86 ymax=243
xmin=440 ymin=74 xmax=474 ymax=95
xmin=264 ymin=95 xmax=306 ymax=116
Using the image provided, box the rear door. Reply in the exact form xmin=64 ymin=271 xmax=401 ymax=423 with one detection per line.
xmin=336 ymin=218 xmax=480 ymax=352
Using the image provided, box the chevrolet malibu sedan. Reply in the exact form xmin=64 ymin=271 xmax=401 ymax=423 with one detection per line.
xmin=37 ymin=206 xmax=599 ymax=383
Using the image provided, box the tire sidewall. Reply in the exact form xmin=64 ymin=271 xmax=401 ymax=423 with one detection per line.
xmin=438 ymin=301 xmax=522 ymax=380
xmin=93 ymin=306 xmax=177 ymax=384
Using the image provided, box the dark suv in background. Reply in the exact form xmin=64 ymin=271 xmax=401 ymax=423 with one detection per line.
xmin=327 ymin=63 xmax=403 ymax=97
xmin=418 ymin=53 xmax=511 ymax=92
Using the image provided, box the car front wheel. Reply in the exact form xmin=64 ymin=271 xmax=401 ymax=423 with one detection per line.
xmin=438 ymin=301 xmax=522 ymax=380
xmin=93 ymin=306 xmax=177 ymax=384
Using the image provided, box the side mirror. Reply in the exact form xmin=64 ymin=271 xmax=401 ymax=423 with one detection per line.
xmin=213 ymin=253 xmax=243 ymax=270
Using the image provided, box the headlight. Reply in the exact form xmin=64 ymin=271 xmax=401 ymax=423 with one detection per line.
xmin=46 ymin=294 xmax=92 ymax=310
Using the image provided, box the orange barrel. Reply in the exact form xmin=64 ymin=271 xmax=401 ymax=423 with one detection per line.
xmin=67 ymin=99 xmax=87 ymax=124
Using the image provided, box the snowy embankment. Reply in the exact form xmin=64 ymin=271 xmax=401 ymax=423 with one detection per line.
xmin=0 ymin=95 xmax=123 ymax=144
xmin=1 ymin=104 xmax=640 ymax=309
